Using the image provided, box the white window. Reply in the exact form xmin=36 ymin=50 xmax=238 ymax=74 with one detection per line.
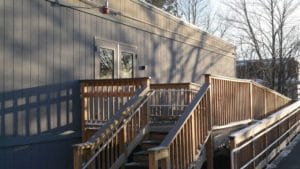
xmin=95 ymin=38 xmax=137 ymax=79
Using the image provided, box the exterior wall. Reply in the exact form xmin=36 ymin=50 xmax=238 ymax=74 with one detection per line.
xmin=0 ymin=0 xmax=235 ymax=169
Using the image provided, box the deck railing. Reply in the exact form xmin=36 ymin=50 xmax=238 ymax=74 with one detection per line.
xmin=149 ymin=83 xmax=200 ymax=123
xmin=209 ymin=75 xmax=291 ymax=126
xmin=230 ymin=100 xmax=300 ymax=169
xmin=73 ymin=83 xmax=153 ymax=169
xmin=148 ymin=83 xmax=212 ymax=169
xmin=80 ymin=78 xmax=150 ymax=141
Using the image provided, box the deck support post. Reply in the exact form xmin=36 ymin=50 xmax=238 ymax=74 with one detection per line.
xmin=73 ymin=146 xmax=83 ymax=169
xmin=205 ymin=74 xmax=214 ymax=169
xmin=149 ymin=148 xmax=170 ymax=169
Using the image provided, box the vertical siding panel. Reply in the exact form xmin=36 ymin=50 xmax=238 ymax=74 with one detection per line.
xmin=60 ymin=7 xmax=72 ymax=82
xmin=70 ymin=9 xmax=75 ymax=80
xmin=53 ymin=6 xmax=61 ymax=84
xmin=0 ymin=0 xmax=4 ymax=136
xmin=3 ymin=0 xmax=14 ymax=138
xmin=100 ymin=18 xmax=107 ymax=40
xmin=30 ymin=0 xmax=38 ymax=87
xmin=88 ymin=15 xmax=96 ymax=79
xmin=4 ymin=0 xmax=13 ymax=92
xmin=85 ymin=14 xmax=93 ymax=79
xmin=46 ymin=3 xmax=54 ymax=85
xmin=145 ymin=32 xmax=151 ymax=78
xmin=79 ymin=12 xmax=86 ymax=79
xmin=13 ymin=0 xmax=22 ymax=91
xmin=38 ymin=0 xmax=47 ymax=86
xmin=22 ymin=0 xmax=30 ymax=89
xmin=135 ymin=29 xmax=142 ymax=76
xmin=14 ymin=0 xmax=23 ymax=136
xmin=112 ymin=17 xmax=119 ymax=42
xmin=73 ymin=10 xmax=80 ymax=80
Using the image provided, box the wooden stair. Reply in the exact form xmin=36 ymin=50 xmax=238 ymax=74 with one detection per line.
xmin=124 ymin=125 xmax=173 ymax=169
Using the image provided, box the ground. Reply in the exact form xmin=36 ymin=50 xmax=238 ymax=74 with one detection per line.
xmin=267 ymin=134 xmax=300 ymax=169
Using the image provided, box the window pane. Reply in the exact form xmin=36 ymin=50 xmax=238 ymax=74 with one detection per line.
xmin=98 ymin=48 xmax=114 ymax=79
xmin=120 ymin=52 xmax=133 ymax=78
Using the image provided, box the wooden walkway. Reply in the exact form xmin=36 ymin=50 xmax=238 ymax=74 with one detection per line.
xmin=73 ymin=75 xmax=295 ymax=169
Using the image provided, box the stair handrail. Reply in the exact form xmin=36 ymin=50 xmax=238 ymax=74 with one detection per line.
xmin=73 ymin=84 xmax=154 ymax=169
xmin=207 ymin=74 xmax=291 ymax=126
xmin=149 ymin=82 xmax=200 ymax=122
xmin=230 ymin=100 xmax=300 ymax=169
xmin=148 ymin=83 xmax=212 ymax=169
xmin=208 ymin=74 xmax=291 ymax=101
xmin=80 ymin=77 xmax=151 ymax=134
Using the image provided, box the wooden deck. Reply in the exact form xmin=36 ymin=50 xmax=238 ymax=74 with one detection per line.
xmin=72 ymin=75 xmax=295 ymax=169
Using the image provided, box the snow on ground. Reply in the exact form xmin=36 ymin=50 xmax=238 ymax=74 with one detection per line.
xmin=266 ymin=134 xmax=300 ymax=169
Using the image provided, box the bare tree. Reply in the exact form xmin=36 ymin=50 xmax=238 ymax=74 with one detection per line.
xmin=175 ymin=0 xmax=230 ymax=37
xmin=225 ymin=0 xmax=300 ymax=95
xmin=177 ymin=0 xmax=208 ymax=25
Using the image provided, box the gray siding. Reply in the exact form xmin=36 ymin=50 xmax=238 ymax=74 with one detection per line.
xmin=0 ymin=0 xmax=235 ymax=169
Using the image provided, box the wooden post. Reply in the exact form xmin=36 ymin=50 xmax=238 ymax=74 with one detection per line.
xmin=264 ymin=90 xmax=267 ymax=118
xmin=120 ymin=125 xmax=128 ymax=156
xmin=81 ymin=83 xmax=88 ymax=142
xmin=149 ymin=151 xmax=159 ymax=169
xmin=149 ymin=149 xmax=170 ymax=169
xmin=204 ymin=74 xmax=214 ymax=169
xmin=229 ymin=138 xmax=237 ymax=169
xmin=73 ymin=146 xmax=83 ymax=169
xmin=250 ymin=83 xmax=253 ymax=119
xmin=160 ymin=157 xmax=171 ymax=169
xmin=191 ymin=114 xmax=196 ymax=161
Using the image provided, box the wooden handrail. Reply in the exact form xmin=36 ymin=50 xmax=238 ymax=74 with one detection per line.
xmin=80 ymin=77 xmax=151 ymax=84
xmin=148 ymin=84 xmax=211 ymax=169
xmin=80 ymin=77 xmax=151 ymax=141
xmin=74 ymin=84 xmax=154 ymax=169
xmin=207 ymin=74 xmax=291 ymax=101
xmin=159 ymin=84 xmax=210 ymax=147
xmin=149 ymin=83 xmax=200 ymax=123
xmin=230 ymin=100 xmax=300 ymax=145
xmin=206 ymin=74 xmax=291 ymax=126
xmin=230 ymin=100 xmax=300 ymax=169
xmin=150 ymin=82 xmax=200 ymax=91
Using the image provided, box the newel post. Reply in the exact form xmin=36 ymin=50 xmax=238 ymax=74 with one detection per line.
xmin=121 ymin=124 xmax=128 ymax=158
xmin=229 ymin=137 xmax=237 ymax=169
xmin=73 ymin=146 xmax=83 ymax=169
xmin=204 ymin=74 xmax=214 ymax=169
xmin=149 ymin=148 xmax=170 ymax=169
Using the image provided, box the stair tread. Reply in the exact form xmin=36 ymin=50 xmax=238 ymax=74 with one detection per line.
xmin=150 ymin=125 xmax=174 ymax=133
xmin=133 ymin=150 xmax=148 ymax=156
xmin=142 ymin=140 xmax=161 ymax=144
xmin=125 ymin=162 xmax=148 ymax=167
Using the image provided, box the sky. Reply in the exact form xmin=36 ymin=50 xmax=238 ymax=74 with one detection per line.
xmin=210 ymin=0 xmax=300 ymax=25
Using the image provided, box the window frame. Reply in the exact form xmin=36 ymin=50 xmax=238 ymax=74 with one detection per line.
xmin=94 ymin=37 xmax=137 ymax=79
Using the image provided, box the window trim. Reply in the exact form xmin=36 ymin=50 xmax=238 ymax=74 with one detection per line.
xmin=94 ymin=37 xmax=137 ymax=79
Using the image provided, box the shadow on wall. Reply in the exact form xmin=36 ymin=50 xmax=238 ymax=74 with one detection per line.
xmin=0 ymin=81 xmax=81 ymax=145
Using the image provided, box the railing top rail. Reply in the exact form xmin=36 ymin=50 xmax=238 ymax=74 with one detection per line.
xmin=230 ymin=100 xmax=300 ymax=145
xmin=74 ymin=86 xmax=151 ymax=149
xmin=251 ymin=82 xmax=291 ymax=101
xmin=156 ymin=84 xmax=210 ymax=148
xmin=206 ymin=74 xmax=291 ymax=101
xmin=150 ymin=82 xmax=201 ymax=91
xmin=80 ymin=77 xmax=151 ymax=85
